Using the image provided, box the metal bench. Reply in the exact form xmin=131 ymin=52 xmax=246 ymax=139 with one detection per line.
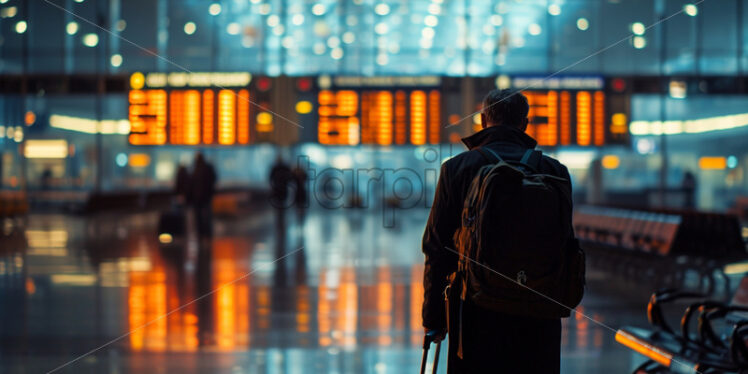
xmin=615 ymin=276 xmax=748 ymax=373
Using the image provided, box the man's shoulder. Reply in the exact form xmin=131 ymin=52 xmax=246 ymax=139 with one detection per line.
xmin=538 ymin=154 xmax=571 ymax=182
xmin=442 ymin=148 xmax=570 ymax=179
xmin=443 ymin=148 xmax=484 ymax=168
xmin=539 ymin=153 xmax=562 ymax=166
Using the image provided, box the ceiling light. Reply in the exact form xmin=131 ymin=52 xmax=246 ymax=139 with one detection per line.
xmin=15 ymin=20 xmax=27 ymax=34
xmin=110 ymin=54 xmax=123 ymax=67
xmin=66 ymin=21 xmax=78 ymax=35
xmin=184 ymin=22 xmax=196 ymax=35
xmin=631 ymin=22 xmax=646 ymax=35
xmin=577 ymin=18 xmax=589 ymax=31
xmin=683 ymin=4 xmax=698 ymax=16
xmin=208 ymin=3 xmax=221 ymax=16
xmin=374 ymin=3 xmax=390 ymax=15
xmin=82 ymin=33 xmax=99 ymax=47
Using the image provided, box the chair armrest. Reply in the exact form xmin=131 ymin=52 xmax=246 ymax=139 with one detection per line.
xmin=680 ymin=301 xmax=726 ymax=347
xmin=647 ymin=289 xmax=706 ymax=334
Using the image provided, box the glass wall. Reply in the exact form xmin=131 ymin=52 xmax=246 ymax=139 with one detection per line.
xmin=2 ymin=0 xmax=747 ymax=76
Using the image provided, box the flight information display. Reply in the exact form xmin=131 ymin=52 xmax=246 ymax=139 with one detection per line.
xmin=316 ymin=76 xmax=443 ymax=146
xmin=523 ymin=90 xmax=605 ymax=147
xmin=317 ymin=89 xmax=441 ymax=146
xmin=476 ymin=76 xmax=629 ymax=147
xmin=127 ymin=72 xmax=271 ymax=146
xmin=129 ymin=89 xmax=257 ymax=146
xmin=126 ymin=73 xmax=629 ymax=147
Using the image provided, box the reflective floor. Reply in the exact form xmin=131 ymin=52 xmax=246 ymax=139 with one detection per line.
xmin=1 ymin=206 xmax=656 ymax=373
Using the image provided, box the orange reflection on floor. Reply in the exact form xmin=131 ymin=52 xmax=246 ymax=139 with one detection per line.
xmin=393 ymin=283 xmax=407 ymax=344
xmin=128 ymin=257 xmax=201 ymax=352
xmin=296 ymin=285 xmax=311 ymax=334
xmin=128 ymin=265 xmax=167 ymax=351
xmin=376 ymin=267 xmax=393 ymax=346
xmin=318 ymin=267 xmax=358 ymax=348
xmin=410 ymin=264 xmax=425 ymax=346
xmin=213 ymin=239 xmax=250 ymax=350
xmin=256 ymin=285 xmax=271 ymax=331
xmin=317 ymin=276 xmax=332 ymax=347
xmin=164 ymin=258 xmax=199 ymax=352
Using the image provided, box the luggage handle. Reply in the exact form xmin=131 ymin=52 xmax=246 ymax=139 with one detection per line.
xmin=420 ymin=331 xmax=442 ymax=374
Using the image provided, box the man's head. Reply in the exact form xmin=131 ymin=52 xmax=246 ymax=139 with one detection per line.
xmin=480 ymin=89 xmax=530 ymax=131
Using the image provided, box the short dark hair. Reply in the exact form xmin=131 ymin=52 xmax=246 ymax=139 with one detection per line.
xmin=482 ymin=89 xmax=529 ymax=128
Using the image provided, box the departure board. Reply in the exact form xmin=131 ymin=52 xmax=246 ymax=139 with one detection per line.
xmin=473 ymin=76 xmax=629 ymax=146
xmin=317 ymin=89 xmax=441 ymax=146
xmin=523 ymin=90 xmax=607 ymax=147
xmin=127 ymin=72 xmax=269 ymax=146
xmin=129 ymin=88 xmax=260 ymax=145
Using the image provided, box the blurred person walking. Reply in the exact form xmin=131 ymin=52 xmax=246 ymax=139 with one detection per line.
xmin=681 ymin=170 xmax=697 ymax=209
xmin=191 ymin=153 xmax=217 ymax=242
xmin=269 ymin=155 xmax=293 ymax=209
xmin=292 ymin=165 xmax=309 ymax=212
xmin=174 ymin=164 xmax=191 ymax=205
xmin=421 ymin=89 xmax=585 ymax=373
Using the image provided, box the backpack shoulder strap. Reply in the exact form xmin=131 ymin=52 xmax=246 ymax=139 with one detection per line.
xmin=476 ymin=143 xmax=504 ymax=164
xmin=520 ymin=149 xmax=542 ymax=171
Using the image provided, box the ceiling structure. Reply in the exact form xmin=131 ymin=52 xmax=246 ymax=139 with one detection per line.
xmin=0 ymin=0 xmax=745 ymax=76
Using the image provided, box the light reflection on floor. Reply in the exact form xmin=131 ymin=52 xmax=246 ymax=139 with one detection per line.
xmin=0 ymin=208 xmax=653 ymax=373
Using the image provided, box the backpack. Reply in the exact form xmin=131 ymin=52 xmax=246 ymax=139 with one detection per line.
xmin=452 ymin=144 xmax=585 ymax=319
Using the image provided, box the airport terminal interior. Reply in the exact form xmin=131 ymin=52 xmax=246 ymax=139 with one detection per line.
xmin=1 ymin=0 xmax=748 ymax=373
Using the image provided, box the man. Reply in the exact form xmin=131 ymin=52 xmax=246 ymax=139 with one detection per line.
xmin=191 ymin=153 xmax=217 ymax=242
xmin=421 ymin=89 xmax=578 ymax=373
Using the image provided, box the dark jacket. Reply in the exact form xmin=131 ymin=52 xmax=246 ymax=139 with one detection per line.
xmin=421 ymin=125 xmax=574 ymax=372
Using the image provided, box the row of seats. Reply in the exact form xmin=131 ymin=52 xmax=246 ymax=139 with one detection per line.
xmin=0 ymin=191 xmax=28 ymax=218
xmin=616 ymin=276 xmax=748 ymax=373
xmin=574 ymin=206 xmax=682 ymax=256
xmin=574 ymin=206 xmax=745 ymax=259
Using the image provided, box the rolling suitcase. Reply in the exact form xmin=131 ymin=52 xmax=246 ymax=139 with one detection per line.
xmin=420 ymin=331 xmax=442 ymax=374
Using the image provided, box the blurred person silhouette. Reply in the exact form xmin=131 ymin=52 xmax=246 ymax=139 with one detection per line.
xmin=38 ymin=166 xmax=53 ymax=209
xmin=421 ymin=89 xmax=585 ymax=373
xmin=681 ymin=170 xmax=697 ymax=209
xmin=292 ymin=165 xmax=309 ymax=214
xmin=174 ymin=164 xmax=191 ymax=205
xmin=269 ymin=155 xmax=293 ymax=209
xmin=191 ymin=153 xmax=217 ymax=242
xmin=40 ymin=166 xmax=53 ymax=191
